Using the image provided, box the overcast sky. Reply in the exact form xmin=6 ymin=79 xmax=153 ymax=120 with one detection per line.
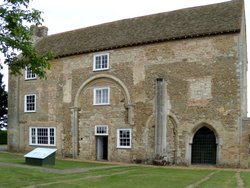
xmin=1 ymin=0 xmax=250 ymax=113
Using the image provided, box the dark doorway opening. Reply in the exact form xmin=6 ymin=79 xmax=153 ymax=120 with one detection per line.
xmin=96 ymin=136 xmax=108 ymax=160
xmin=191 ymin=127 xmax=216 ymax=165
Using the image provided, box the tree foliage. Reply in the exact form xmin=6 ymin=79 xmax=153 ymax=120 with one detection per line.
xmin=0 ymin=72 xmax=7 ymax=128
xmin=0 ymin=0 xmax=53 ymax=78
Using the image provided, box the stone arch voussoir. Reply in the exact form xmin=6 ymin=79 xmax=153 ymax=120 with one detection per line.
xmin=74 ymin=74 xmax=132 ymax=107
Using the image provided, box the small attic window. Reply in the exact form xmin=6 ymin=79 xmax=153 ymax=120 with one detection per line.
xmin=93 ymin=53 xmax=109 ymax=71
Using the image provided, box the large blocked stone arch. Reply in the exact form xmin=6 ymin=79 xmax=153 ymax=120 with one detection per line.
xmin=71 ymin=74 xmax=133 ymax=158
xmin=74 ymin=74 xmax=132 ymax=109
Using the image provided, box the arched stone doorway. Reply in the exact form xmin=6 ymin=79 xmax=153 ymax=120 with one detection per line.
xmin=191 ymin=127 xmax=216 ymax=165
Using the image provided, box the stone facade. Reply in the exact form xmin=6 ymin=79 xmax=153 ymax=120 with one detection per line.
xmin=8 ymin=1 xmax=250 ymax=167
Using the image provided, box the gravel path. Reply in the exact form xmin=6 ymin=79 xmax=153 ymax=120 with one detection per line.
xmin=236 ymin=170 xmax=244 ymax=188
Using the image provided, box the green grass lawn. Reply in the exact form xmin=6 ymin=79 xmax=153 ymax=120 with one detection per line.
xmin=0 ymin=151 xmax=24 ymax=163
xmin=1 ymin=152 xmax=250 ymax=188
xmin=44 ymin=168 xmax=213 ymax=188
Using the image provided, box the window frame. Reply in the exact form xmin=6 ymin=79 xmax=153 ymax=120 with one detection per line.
xmin=24 ymin=94 xmax=36 ymax=112
xmin=25 ymin=67 xmax=37 ymax=80
xmin=93 ymin=87 xmax=110 ymax=105
xmin=95 ymin=125 xmax=109 ymax=136
xmin=93 ymin=53 xmax=109 ymax=71
xmin=29 ymin=127 xmax=56 ymax=146
xmin=117 ymin=128 xmax=132 ymax=149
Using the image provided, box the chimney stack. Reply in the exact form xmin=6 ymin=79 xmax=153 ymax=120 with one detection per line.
xmin=30 ymin=25 xmax=48 ymax=38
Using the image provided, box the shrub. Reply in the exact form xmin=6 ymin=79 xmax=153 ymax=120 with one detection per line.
xmin=0 ymin=130 xmax=7 ymax=144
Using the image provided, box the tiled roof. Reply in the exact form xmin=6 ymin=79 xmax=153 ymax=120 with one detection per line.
xmin=35 ymin=0 xmax=242 ymax=57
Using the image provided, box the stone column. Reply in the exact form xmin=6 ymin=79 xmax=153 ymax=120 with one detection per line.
xmin=70 ymin=107 xmax=80 ymax=158
xmin=8 ymin=76 xmax=20 ymax=152
xmin=155 ymin=78 xmax=167 ymax=156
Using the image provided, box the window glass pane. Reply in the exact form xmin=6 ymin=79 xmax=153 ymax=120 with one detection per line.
xmin=50 ymin=128 xmax=55 ymax=145
xmin=26 ymin=67 xmax=36 ymax=79
xmin=95 ymin=89 xmax=101 ymax=104
xmin=26 ymin=95 xmax=36 ymax=112
xmin=118 ymin=129 xmax=131 ymax=148
xmin=95 ymin=56 xmax=101 ymax=69
xmin=120 ymin=130 xmax=130 ymax=146
xmin=102 ymin=89 xmax=108 ymax=103
xmin=102 ymin=55 xmax=107 ymax=69
xmin=31 ymin=128 xmax=36 ymax=144
xmin=30 ymin=127 xmax=55 ymax=146
xmin=95 ymin=125 xmax=108 ymax=135
xmin=94 ymin=88 xmax=109 ymax=105
xmin=37 ymin=128 xmax=48 ymax=144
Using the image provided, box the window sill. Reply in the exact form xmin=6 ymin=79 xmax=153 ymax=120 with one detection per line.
xmin=93 ymin=104 xmax=110 ymax=106
xmin=29 ymin=144 xmax=56 ymax=147
xmin=93 ymin=68 xmax=109 ymax=72
xmin=25 ymin=78 xmax=37 ymax=81
xmin=117 ymin=147 xmax=132 ymax=149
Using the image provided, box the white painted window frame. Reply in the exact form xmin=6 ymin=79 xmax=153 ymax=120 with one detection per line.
xmin=25 ymin=67 xmax=37 ymax=80
xmin=93 ymin=53 xmax=109 ymax=71
xmin=93 ymin=87 xmax=110 ymax=105
xmin=24 ymin=94 xmax=36 ymax=112
xmin=95 ymin=125 xmax=109 ymax=136
xmin=117 ymin=128 xmax=132 ymax=149
xmin=29 ymin=127 xmax=56 ymax=146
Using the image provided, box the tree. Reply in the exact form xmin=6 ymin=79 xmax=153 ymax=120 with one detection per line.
xmin=0 ymin=0 xmax=53 ymax=78
xmin=0 ymin=72 xmax=7 ymax=128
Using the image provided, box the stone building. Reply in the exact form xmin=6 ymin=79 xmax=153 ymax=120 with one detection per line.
xmin=8 ymin=0 xmax=250 ymax=167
